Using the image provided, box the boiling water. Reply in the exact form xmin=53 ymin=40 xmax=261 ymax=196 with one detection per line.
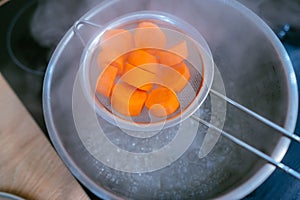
xmin=92 ymin=95 xmax=249 ymax=199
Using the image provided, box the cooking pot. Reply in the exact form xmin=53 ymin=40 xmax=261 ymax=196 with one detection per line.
xmin=43 ymin=0 xmax=298 ymax=199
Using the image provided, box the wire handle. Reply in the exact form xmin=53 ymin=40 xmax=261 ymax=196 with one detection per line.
xmin=73 ymin=20 xmax=103 ymax=46
xmin=210 ymin=89 xmax=300 ymax=142
xmin=192 ymin=89 xmax=300 ymax=180
xmin=210 ymin=89 xmax=300 ymax=143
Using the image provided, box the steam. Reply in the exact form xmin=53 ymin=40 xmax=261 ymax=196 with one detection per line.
xmin=30 ymin=0 xmax=100 ymax=47
xmin=238 ymin=0 xmax=300 ymax=30
xmin=30 ymin=0 xmax=300 ymax=48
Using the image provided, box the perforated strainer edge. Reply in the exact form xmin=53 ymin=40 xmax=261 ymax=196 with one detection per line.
xmin=79 ymin=11 xmax=215 ymax=131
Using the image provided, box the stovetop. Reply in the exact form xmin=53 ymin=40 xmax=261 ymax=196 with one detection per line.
xmin=0 ymin=0 xmax=299 ymax=199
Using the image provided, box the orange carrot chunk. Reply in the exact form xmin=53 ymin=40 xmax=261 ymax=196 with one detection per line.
xmin=155 ymin=64 xmax=190 ymax=92
xmin=100 ymin=29 xmax=133 ymax=53
xmin=123 ymin=62 xmax=136 ymax=75
xmin=156 ymin=50 xmax=183 ymax=66
xmin=97 ymin=49 xmax=126 ymax=72
xmin=111 ymin=83 xmax=147 ymax=116
xmin=156 ymin=41 xmax=188 ymax=66
xmin=110 ymin=55 xmax=126 ymax=74
xmin=139 ymin=84 xmax=153 ymax=91
xmin=121 ymin=65 xmax=157 ymax=91
xmin=96 ymin=65 xmax=118 ymax=97
xmin=145 ymin=86 xmax=180 ymax=117
xmin=170 ymin=61 xmax=191 ymax=91
xmin=144 ymin=48 xmax=157 ymax=56
xmin=169 ymin=41 xmax=188 ymax=59
xmin=127 ymin=49 xmax=157 ymax=67
xmin=101 ymin=29 xmax=128 ymax=41
xmin=134 ymin=21 xmax=166 ymax=49
xmin=98 ymin=29 xmax=133 ymax=71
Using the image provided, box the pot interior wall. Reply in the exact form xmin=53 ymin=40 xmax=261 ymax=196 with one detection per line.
xmin=45 ymin=0 xmax=294 ymax=199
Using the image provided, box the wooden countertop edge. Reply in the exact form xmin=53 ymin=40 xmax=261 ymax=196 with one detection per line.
xmin=0 ymin=74 xmax=90 ymax=200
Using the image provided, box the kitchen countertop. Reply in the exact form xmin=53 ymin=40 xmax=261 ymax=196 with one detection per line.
xmin=0 ymin=74 xmax=89 ymax=200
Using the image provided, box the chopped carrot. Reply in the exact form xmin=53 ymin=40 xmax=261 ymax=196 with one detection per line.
xmin=121 ymin=65 xmax=157 ymax=91
xmin=111 ymin=83 xmax=147 ymax=116
xmin=127 ymin=49 xmax=157 ymax=67
xmin=139 ymin=84 xmax=153 ymax=91
xmin=123 ymin=62 xmax=136 ymax=74
xmin=97 ymin=49 xmax=117 ymax=68
xmin=157 ymin=64 xmax=190 ymax=92
xmin=144 ymin=48 xmax=157 ymax=56
xmin=98 ymin=29 xmax=133 ymax=71
xmin=101 ymin=29 xmax=128 ymax=41
xmin=169 ymin=41 xmax=188 ymax=59
xmin=145 ymin=86 xmax=180 ymax=117
xmin=110 ymin=55 xmax=125 ymax=74
xmin=170 ymin=61 xmax=191 ymax=91
xmin=94 ymin=22 xmax=195 ymax=119
xmin=156 ymin=50 xmax=183 ymax=66
xmin=139 ymin=62 xmax=161 ymax=74
xmin=97 ymin=50 xmax=127 ymax=74
xmin=134 ymin=21 xmax=166 ymax=49
xmin=100 ymin=29 xmax=133 ymax=53
xmin=96 ymin=65 xmax=118 ymax=97
xmin=156 ymin=41 xmax=188 ymax=66
xmin=125 ymin=60 xmax=160 ymax=74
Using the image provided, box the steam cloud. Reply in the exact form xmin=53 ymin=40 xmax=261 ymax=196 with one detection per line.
xmin=30 ymin=0 xmax=100 ymax=47
xmin=30 ymin=0 xmax=300 ymax=48
xmin=238 ymin=0 xmax=300 ymax=30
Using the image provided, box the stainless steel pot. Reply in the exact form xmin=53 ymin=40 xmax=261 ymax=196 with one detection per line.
xmin=43 ymin=0 xmax=298 ymax=199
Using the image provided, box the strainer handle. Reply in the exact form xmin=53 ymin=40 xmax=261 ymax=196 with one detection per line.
xmin=191 ymin=89 xmax=300 ymax=180
xmin=191 ymin=115 xmax=300 ymax=180
xmin=73 ymin=20 xmax=103 ymax=46
xmin=210 ymin=89 xmax=300 ymax=143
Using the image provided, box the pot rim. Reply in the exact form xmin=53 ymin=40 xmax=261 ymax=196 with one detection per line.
xmin=43 ymin=0 xmax=299 ymax=199
xmin=214 ymin=0 xmax=298 ymax=199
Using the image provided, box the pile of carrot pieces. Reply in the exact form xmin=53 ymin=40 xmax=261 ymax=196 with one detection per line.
xmin=96 ymin=21 xmax=191 ymax=118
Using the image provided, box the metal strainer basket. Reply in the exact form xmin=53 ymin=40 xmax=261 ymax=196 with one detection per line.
xmin=78 ymin=11 xmax=214 ymax=131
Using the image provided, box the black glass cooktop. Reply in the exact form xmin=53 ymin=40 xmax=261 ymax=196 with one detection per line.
xmin=0 ymin=0 xmax=299 ymax=199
